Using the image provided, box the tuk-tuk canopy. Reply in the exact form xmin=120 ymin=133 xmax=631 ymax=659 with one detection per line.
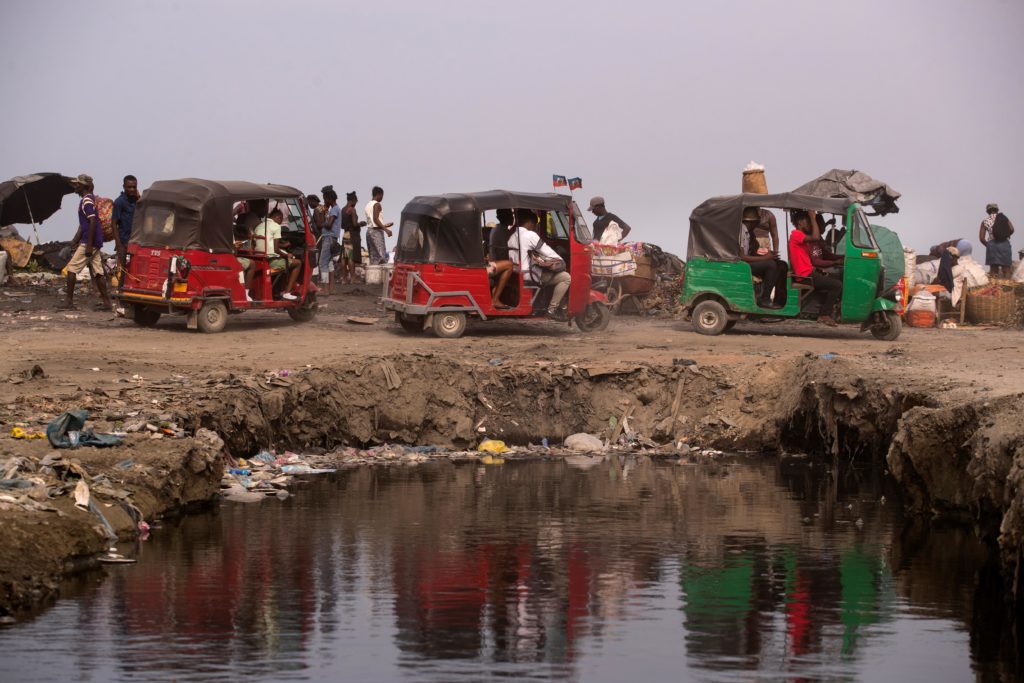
xmin=687 ymin=192 xmax=854 ymax=261
xmin=132 ymin=178 xmax=303 ymax=253
xmin=398 ymin=190 xmax=575 ymax=267
xmin=793 ymin=169 xmax=901 ymax=216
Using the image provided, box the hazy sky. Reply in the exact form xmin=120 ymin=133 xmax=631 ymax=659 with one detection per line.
xmin=3 ymin=0 xmax=1022 ymax=256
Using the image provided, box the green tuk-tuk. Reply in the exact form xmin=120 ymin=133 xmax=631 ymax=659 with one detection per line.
xmin=680 ymin=192 xmax=902 ymax=340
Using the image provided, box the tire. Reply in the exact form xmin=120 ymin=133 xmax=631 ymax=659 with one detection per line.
xmin=870 ymin=310 xmax=902 ymax=341
xmin=132 ymin=307 xmax=161 ymax=328
xmin=197 ymin=300 xmax=228 ymax=334
xmin=431 ymin=311 xmax=467 ymax=339
xmin=575 ymin=302 xmax=611 ymax=332
xmin=287 ymin=294 xmax=317 ymax=323
xmin=692 ymin=300 xmax=729 ymax=336
xmin=397 ymin=313 xmax=424 ymax=334
xmin=724 ymin=319 xmax=737 ymax=331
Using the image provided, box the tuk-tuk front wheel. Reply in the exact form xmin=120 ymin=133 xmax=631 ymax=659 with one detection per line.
xmin=575 ymin=302 xmax=611 ymax=332
xmin=870 ymin=310 xmax=902 ymax=341
xmin=132 ymin=307 xmax=161 ymax=328
xmin=197 ymin=301 xmax=228 ymax=334
xmin=431 ymin=311 xmax=467 ymax=339
xmin=287 ymin=295 xmax=318 ymax=323
xmin=692 ymin=300 xmax=729 ymax=336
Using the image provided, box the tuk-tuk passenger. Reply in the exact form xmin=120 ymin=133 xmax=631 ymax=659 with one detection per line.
xmin=487 ymin=208 xmax=515 ymax=308
xmin=508 ymin=210 xmax=571 ymax=319
xmin=789 ymin=210 xmax=841 ymax=327
xmin=740 ymin=208 xmax=786 ymax=308
xmin=254 ymin=207 xmax=303 ymax=301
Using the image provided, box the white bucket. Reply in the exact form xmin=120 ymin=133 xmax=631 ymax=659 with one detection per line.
xmin=365 ymin=264 xmax=385 ymax=285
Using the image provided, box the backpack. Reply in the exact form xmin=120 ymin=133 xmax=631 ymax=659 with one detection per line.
xmin=992 ymin=213 xmax=1011 ymax=242
xmin=95 ymin=196 xmax=115 ymax=241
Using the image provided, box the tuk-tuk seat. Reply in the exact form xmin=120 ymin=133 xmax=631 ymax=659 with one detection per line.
xmin=790 ymin=275 xmax=814 ymax=290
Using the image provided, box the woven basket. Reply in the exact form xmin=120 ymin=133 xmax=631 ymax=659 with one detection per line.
xmin=965 ymin=279 xmax=1017 ymax=324
xmin=742 ymin=170 xmax=768 ymax=194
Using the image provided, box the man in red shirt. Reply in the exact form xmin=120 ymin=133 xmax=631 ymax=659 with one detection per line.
xmin=789 ymin=210 xmax=841 ymax=326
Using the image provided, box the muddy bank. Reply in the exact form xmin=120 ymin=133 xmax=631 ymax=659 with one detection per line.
xmin=0 ymin=430 xmax=223 ymax=618
xmin=193 ymin=353 xmax=1024 ymax=610
xmin=1 ymin=350 xmax=1022 ymax=620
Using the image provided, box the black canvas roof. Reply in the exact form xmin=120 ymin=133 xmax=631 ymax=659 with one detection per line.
xmin=687 ymin=192 xmax=854 ymax=261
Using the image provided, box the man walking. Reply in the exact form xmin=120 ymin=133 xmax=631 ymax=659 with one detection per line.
xmin=64 ymin=174 xmax=111 ymax=311
xmin=588 ymin=196 xmax=632 ymax=243
xmin=112 ymin=174 xmax=140 ymax=268
xmin=365 ymin=186 xmax=393 ymax=265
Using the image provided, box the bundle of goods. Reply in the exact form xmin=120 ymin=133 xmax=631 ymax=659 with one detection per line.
xmin=965 ymin=279 xmax=1017 ymax=324
xmin=589 ymin=243 xmax=637 ymax=277
xmin=742 ymin=161 xmax=768 ymax=194
xmin=905 ymin=290 xmax=937 ymax=328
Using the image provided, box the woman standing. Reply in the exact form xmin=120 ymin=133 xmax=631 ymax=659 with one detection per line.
xmin=979 ymin=202 xmax=1015 ymax=278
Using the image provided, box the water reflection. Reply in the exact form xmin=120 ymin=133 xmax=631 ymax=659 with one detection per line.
xmin=0 ymin=457 xmax=1016 ymax=682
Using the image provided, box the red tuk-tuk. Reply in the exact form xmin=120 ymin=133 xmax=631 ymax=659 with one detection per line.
xmin=383 ymin=190 xmax=611 ymax=338
xmin=116 ymin=179 xmax=318 ymax=333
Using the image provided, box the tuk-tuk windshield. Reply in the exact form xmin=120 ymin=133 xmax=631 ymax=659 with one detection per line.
xmin=848 ymin=207 xmax=878 ymax=250
xmin=572 ymin=202 xmax=592 ymax=242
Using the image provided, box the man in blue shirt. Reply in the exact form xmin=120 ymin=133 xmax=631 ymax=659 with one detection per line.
xmin=112 ymin=174 xmax=139 ymax=267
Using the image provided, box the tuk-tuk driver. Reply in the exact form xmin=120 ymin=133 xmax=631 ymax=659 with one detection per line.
xmin=508 ymin=210 xmax=572 ymax=320
xmin=254 ymin=207 xmax=303 ymax=300
xmin=740 ymin=207 xmax=786 ymax=308
xmin=789 ymin=210 xmax=842 ymax=327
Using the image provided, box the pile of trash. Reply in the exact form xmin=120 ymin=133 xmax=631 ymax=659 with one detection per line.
xmin=222 ymin=431 xmax=726 ymax=503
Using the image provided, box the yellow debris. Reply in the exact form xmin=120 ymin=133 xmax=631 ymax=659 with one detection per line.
xmin=11 ymin=427 xmax=45 ymax=440
xmin=477 ymin=439 xmax=510 ymax=454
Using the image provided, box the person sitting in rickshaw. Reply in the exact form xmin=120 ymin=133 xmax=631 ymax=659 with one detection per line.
xmin=487 ymin=208 xmax=515 ymax=309
xmin=789 ymin=210 xmax=842 ymax=327
xmin=508 ymin=210 xmax=572 ymax=320
xmin=739 ymin=207 xmax=786 ymax=308
xmin=252 ymin=207 xmax=303 ymax=301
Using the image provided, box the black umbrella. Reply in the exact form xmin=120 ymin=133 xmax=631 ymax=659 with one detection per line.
xmin=0 ymin=173 xmax=76 ymax=241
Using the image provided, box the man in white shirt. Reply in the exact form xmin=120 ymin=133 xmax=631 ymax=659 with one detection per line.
xmin=254 ymin=207 xmax=302 ymax=300
xmin=508 ymin=210 xmax=572 ymax=319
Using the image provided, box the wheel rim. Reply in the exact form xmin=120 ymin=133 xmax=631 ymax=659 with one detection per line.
xmin=205 ymin=306 xmax=223 ymax=325
xmin=439 ymin=314 xmax=460 ymax=333
xmin=698 ymin=310 xmax=719 ymax=328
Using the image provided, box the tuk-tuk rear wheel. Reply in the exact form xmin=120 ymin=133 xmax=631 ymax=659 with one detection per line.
xmin=197 ymin=301 xmax=228 ymax=334
xmin=132 ymin=307 xmax=161 ymax=328
xmin=431 ymin=311 xmax=467 ymax=339
xmin=692 ymin=300 xmax=729 ymax=336
xmin=870 ymin=310 xmax=902 ymax=341
xmin=396 ymin=313 xmax=425 ymax=334
xmin=287 ymin=296 xmax=318 ymax=323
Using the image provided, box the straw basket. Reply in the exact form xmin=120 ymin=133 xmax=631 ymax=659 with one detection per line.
xmin=965 ymin=279 xmax=1017 ymax=324
xmin=742 ymin=170 xmax=768 ymax=194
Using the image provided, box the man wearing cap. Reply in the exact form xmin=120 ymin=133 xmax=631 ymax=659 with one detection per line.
xmin=588 ymin=197 xmax=632 ymax=243
xmin=740 ymin=207 xmax=786 ymax=308
xmin=64 ymin=174 xmax=112 ymax=311
xmin=979 ymin=202 xmax=1015 ymax=278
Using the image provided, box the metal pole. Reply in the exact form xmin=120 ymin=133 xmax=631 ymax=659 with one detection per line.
xmin=24 ymin=193 xmax=40 ymax=245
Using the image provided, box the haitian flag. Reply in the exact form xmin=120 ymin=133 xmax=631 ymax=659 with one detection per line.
xmin=552 ymin=175 xmax=568 ymax=188
xmin=568 ymin=177 xmax=583 ymax=190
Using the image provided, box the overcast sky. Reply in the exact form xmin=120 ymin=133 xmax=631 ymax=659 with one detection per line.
xmin=2 ymin=0 xmax=1022 ymax=256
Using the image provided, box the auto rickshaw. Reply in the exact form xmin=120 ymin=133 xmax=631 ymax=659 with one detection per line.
xmin=383 ymin=190 xmax=611 ymax=338
xmin=115 ymin=178 xmax=318 ymax=333
xmin=680 ymin=192 xmax=903 ymax=339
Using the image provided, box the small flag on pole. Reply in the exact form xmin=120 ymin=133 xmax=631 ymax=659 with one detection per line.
xmin=568 ymin=177 xmax=583 ymax=191
xmin=552 ymin=175 xmax=567 ymax=188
